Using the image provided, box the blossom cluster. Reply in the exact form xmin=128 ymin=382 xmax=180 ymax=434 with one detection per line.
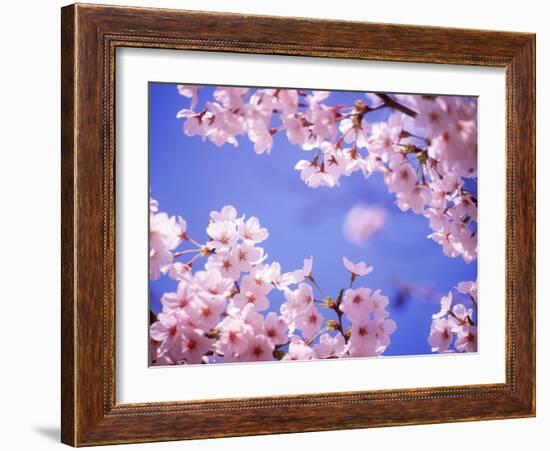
xmin=149 ymin=200 xmax=397 ymax=365
xmin=428 ymin=280 xmax=478 ymax=353
xmin=176 ymin=86 xmax=478 ymax=264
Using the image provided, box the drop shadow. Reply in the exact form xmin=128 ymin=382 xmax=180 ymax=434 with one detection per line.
xmin=34 ymin=426 xmax=59 ymax=443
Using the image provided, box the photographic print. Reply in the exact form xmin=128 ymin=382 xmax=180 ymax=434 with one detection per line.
xmin=148 ymin=83 xmax=478 ymax=366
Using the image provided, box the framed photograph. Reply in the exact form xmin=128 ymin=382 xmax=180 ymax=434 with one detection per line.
xmin=61 ymin=3 xmax=536 ymax=446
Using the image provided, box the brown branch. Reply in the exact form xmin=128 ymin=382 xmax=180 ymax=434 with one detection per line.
xmin=375 ymin=93 xmax=418 ymax=117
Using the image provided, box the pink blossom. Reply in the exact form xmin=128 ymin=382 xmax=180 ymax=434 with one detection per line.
xmin=453 ymin=195 xmax=477 ymax=221
xmin=295 ymin=304 xmax=322 ymax=339
xmin=342 ymin=147 xmax=370 ymax=177
xmin=248 ymin=122 xmax=273 ymax=154
xmin=178 ymin=328 xmax=212 ymax=364
xmin=457 ymin=280 xmax=478 ymax=301
xmin=240 ymin=303 xmax=266 ymax=334
xmin=385 ymin=163 xmax=417 ymax=194
xmin=210 ymin=205 xmax=238 ymax=223
xmin=257 ymin=262 xmax=296 ymax=290
xmin=213 ymin=87 xmax=248 ymax=109
xmin=280 ymin=283 xmax=315 ymax=330
xmin=307 ymin=90 xmax=330 ymax=106
xmin=294 ymin=158 xmax=318 ymax=184
xmin=249 ymin=265 xmax=275 ymax=294
xmin=314 ymin=333 xmax=346 ymax=358
xmin=206 ymin=220 xmax=238 ymax=252
xmin=203 ymin=102 xmax=240 ymax=147
xmin=176 ymin=109 xmax=204 ymax=137
xmin=187 ymin=292 xmax=226 ymax=331
xmin=340 ymin=287 xmax=374 ymax=323
xmin=282 ymin=337 xmax=316 ymax=360
xmin=454 ymin=325 xmax=477 ymax=353
xmin=263 ymin=312 xmax=289 ymax=346
xmin=428 ymin=318 xmax=453 ymax=353
xmin=367 ymin=114 xmax=403 ymax=162
xmin=193 ymin=269 xmax=233 ymax=298
xmin=276 ymin=89 xmax=299 ymax=114
xmin=338 ymin=117 xmax=370 ymax=149
xmin=232 ymin=244 xmax=265 ymax=273
xmin=343 ymin=205 xmax=386 ymax=246
xmin=342 ymin=257 xmax=373 ymax=277
xmin=215 ymin=315 xmax=253 ymax=359
xmin=150 ymin=247 xmax=174 ymax=281
xmin=432 ymin=292 xmax=453 ymax=319
xmin=149 ymin=197 xmax=159 ymax=213
xmin=242 ymin=334 xmax=274 ymax=362
xmin=233 ymin=274 xmax=270 ymax=311
xmin=412 ymin=96 xmax=450 ymax=138
xmin=160 ymin=280 xmax=194 ymax=313
xmin=167 ymin=261 xmax=192 ymax=281
xmin=283 ymin=113 xmax=308 ymax=147
xmin=323 ymin=146 xmax=347 ymax=180
xmin=177 ymin=84 xmax=199 ymax=109
xmin=296 ymin=154 xmax=340 ymax=188
xmin=150 ymin=212 xmax=184 ymax=255
xmin=371 ymin=289 xmax=390 ymax=320
xmin=238 ymin=216 xmax=268 ymax=244
xmin=424 ymin=208 xmax=452 ymax=234
xmin=429 ymin=232 xmax=462 ymax=259
xmin=451 ymin=303 xmax=473 ymax=328
xmin=396 ymin=184 xmax=431 ymax=214
xmin=348 ymin=319 xmax=379 ymax=357
xmin=150 ymin=312 xmax=182 ymax=358
xmin=290 ymin=256 xmax=313 ymax=283
xmin=376 ymin=319 xmax=397 ymax=348
xmin=205 ymin=251 xmax=241 ymax=280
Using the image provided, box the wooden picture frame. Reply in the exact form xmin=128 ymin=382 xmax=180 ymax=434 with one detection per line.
xmin=61 ymin=3 xmax=536 ymax=446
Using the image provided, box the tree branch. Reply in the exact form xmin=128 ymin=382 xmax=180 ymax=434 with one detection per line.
xmin=375 ymin=93 xmax=418 ymax=117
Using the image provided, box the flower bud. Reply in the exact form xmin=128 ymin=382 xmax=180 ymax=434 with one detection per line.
xmin=322 ymin=296 xmax=336 ymax=309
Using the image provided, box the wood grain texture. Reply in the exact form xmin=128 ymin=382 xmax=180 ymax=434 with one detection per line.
xmin=60 ymin=3 xmax=536 ymax=446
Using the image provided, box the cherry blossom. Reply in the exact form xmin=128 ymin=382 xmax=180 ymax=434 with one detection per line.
xmin=294 ymin=304 xmax=323 ymax=339
xmin=427 ymin=318 xmax=453 ymax=353
xmin=282 ymin=337 xmax=316 ymax=360
xmin=149 ymin=205 xmax=186 ymax=280
xmin=174 ymin=87 xmax=477 ymax=264
xmin=263 ymin=312 xmax=289 ymax=346
xmin=233 ymin=274 xmax=270 ymax=311
xmin=150 ymin=203 xmax=398 ymax=364
xmin=232 ymin=244 xmax=265 ymax=273
xmin=343 ymin=205 xmax=386 ymax=246
xmin=454 ymin=325 xmax=477 ymax=353
xmin=340 ymin=287 xmax=374 ymax=323
xmin=313 ymin=333 xmax=346 ymax=359
xmin=457 ymin=280 xmax=478 ymax=301
xmin=242 ymin=334 xmax=274 ymax=362
xmin=342 ymin=257 xmax=373 ymax=277
xmin=206 ymin=220 xmax=238 ymax=252
xmin=290 ymin=256 xmax=313 ymax=283
xmin=238 ymin=216 xmax=269 ymax=244
xmin=428 ymin=280 xmax=477 ymax=353
xmin=348 ymin=319 xmax=380 ymax=357
xmin=215 ymin=315 xmax=253 ymax=359
xmin=177 ymin=85 xmax=199 ymax=109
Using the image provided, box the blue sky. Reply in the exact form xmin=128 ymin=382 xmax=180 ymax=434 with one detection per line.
xmin=149 ymin=83 xmax=477 ymax=357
